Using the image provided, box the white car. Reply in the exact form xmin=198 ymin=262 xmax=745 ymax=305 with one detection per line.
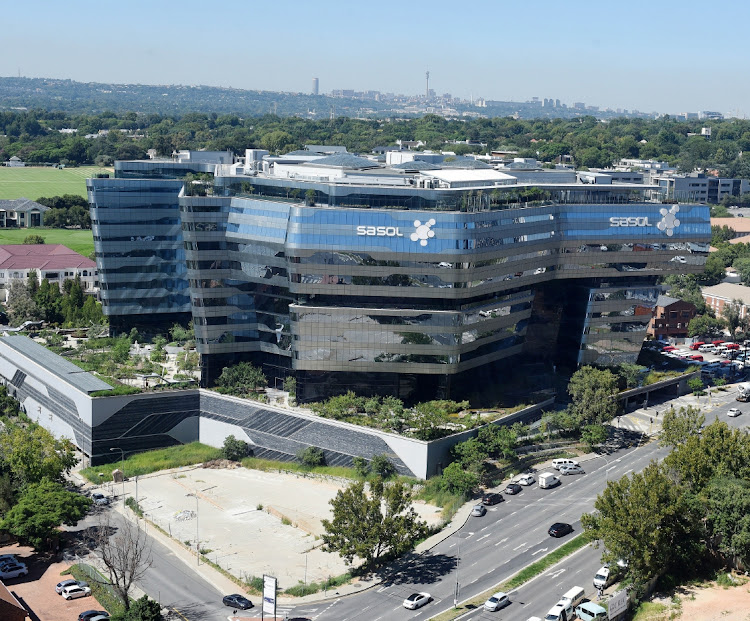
xmin=61 ymin=584 xmax=92 ymax=600
xmin=91 ymin=492 xmax=109 ymax=505
xmin=402 ymin=592 xmax=431 ymax=610
xmin=516 ymin=473 xmax=536 ymax=486
xmin=728 ymin=408 xmax=741 ymax=417
xmin=560 ymin=464 xmax=585 ymax=476
xmin=0 ymin=563 xmax=28 ymax=579
xmin=484 ymin=591 xmax=511 ymax=611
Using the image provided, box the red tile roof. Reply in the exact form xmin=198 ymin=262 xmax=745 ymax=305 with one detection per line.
xmin=0 ymin=244 xmax=95 ymax=271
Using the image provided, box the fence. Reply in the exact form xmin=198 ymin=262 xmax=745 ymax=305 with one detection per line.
xmin=75 ymin=561 xmax=123 ymax=605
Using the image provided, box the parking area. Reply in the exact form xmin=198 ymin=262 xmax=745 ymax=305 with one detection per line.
xmin=653 ymin=340 xmax=748 ymax=381
xmin=0 ymin=543 xmax=104 ymax=621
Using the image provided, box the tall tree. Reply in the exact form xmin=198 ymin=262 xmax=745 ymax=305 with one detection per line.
xmin=0 ymin=424 xmax=77 ymax=485
xmin=95 ymin=514 xmax=154 ymax=611
xmin=659 ymin=405 xmax=705 ymax=450
xmin=0 ymin=478 xmax=90 ymax=550
xmin=567 ymin=366 xmax=620 ymax=426
xmin=321 ymin=478 xmax=429 ymax=568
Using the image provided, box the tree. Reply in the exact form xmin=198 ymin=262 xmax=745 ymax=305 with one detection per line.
xmin=581 ymin=424 xmax=608 ymax=451
xmin=0 ymin=478 xmax=91 ymax=550
xmin=110 ymin=595 xmax=163 ymax=621
xmin=687 ymin=314 xmax=725 ymax=338
xmin=616 ymin=363 xmax=646 ymax=389
xmin=687 ymin=377 xmax=704 ymax=396
xmin=664 ymin=419 xmax=750 ymax=492
xmin=370 ymin=454 xmax=396 ymax=479
xmin=0 ymin=424 xmax=77 ymax=486
xmin=95 ymin=514 xmax=153 ymax=611
xmin=697 ymin=254 xmax=728 ymax=286
xmin=215 ymin=362 xmax=267 ymax=395
xmin=659 ymin=405 xmax=705 ymax=449
xmin=733 ymin=257 xmax=750 ymax=285
xmin=221 ymin=435 xmax=251 ymax=461
xmin=705 ymin=477 xmax=750 ymax=568
xmin=440 ymin=461 xmax=479 ymax=496
xmin=567 ymin=366 xmax=620 ymax=426
xmin=451 ymin=437 xmax=490 ymax=483
xmin=23 ymin=234 xmax=45 ymax=245
xmin=581 ymin=463 xmax=704 ymax=589
xmin=5 ymin=279 xmax=42 ymax=325
xmin=321 ymin=478 xmax=429 ymax=567
xmin=722 ymin=299 xmax=745 ymax=340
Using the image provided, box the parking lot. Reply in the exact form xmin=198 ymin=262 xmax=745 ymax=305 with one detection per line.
xmin=654 ymin=340 xmax=749 ymax=381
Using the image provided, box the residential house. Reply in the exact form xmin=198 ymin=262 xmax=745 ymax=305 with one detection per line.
xmin=701 ymin=282 xmax=750 ymax=319
xmin=647 ymin=295 xmax=698 ymax=340
xmin=0 ymin=198 xmax=49 ymax=228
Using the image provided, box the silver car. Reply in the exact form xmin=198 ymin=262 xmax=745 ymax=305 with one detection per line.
xmin=559 ymin=464 xmax=585 ymax=476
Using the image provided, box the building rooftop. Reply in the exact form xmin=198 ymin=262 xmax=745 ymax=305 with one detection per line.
xmin=0 ymin=335 xmax=111 ymax=394
xmin=656 ymin=294 xmax=681 ymax=307
xmin=702 ymin=282 xmax=750 ymax=305
xmin=0 ymin=197 xmax=49 ymax=213
xmin=0 ymin=244 xmax=95 ymax=271
xmin=305 ymin=153 xmax=380 ymax=169
xmin=711 ymin=218 xmax=750 ymax=234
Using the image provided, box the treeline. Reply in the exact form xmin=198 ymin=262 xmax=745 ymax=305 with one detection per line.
xmin=4 ymin=110 xmax=750 ymax=178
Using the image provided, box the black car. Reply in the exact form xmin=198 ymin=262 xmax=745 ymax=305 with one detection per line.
xmin=482 ymin=492 xmax=504 ymax=505
xmin=78 ymin=612 xmax=109 ymax=621
xmin=548 ymin=522 xmax=573 ymax=538
xmin=504 ymin=482 xmax=522 ymax=495
xmin=223 ymin=594 xmax=253 ymax=610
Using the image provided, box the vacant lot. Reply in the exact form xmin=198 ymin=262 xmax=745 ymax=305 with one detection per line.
xmin=0 ymin=165 xmax=112 ymax=200
xmin=0 ymin=228 xmax=94 ymax=256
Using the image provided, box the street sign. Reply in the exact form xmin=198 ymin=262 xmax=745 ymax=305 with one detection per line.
xmin=608 ymin=589 xmax=628 ymax=619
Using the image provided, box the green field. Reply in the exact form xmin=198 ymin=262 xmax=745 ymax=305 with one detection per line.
xmin=0 ymin=165 xmax=112 ymax=200
xmin=0 ymin=228 xmax=94 ymax=256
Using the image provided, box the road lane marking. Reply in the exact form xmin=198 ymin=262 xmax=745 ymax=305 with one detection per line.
xmin=477 ymin=533 xmax=490 ymax=542
xmin=513 ymin=541 xmax=528 ymax=550
xmin=531 ymin=547 xmax=549 ymax=556
xmin=495 ymin=537 xmax=509 ymax=546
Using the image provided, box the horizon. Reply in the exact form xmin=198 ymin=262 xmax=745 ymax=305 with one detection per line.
xmin=2 ymin=0 xmax=748 ymax=116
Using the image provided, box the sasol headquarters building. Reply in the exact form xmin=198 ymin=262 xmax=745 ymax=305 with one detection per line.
xmin=88 ymin=150 xmax=710 ymax=402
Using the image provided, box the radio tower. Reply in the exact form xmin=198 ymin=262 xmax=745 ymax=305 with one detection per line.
xmin=425 ymin=70 xmax=430 ymax=100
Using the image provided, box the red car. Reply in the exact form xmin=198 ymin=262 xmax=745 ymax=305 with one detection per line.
xmin=690 ymin=354 xmax=704 ymax=361
xmin=662 ymin=345 xmax=677 ymax=352
xmin=690 ymin=341 xmax=705 ymax=350
xmin=726 ymin=343 xmax=740 ymax=350
xmin=712 ymin=340 xmax=725 ymax=346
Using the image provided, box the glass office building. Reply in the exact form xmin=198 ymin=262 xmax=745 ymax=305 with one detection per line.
xmin=90 ymin=152 xmax=711 ymax=401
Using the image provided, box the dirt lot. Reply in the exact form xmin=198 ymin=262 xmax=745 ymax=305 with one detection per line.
xmin=0 ymin=542 xmax=105 ymax=621
xmin=646 ymin=578 xmax=750 ymax=621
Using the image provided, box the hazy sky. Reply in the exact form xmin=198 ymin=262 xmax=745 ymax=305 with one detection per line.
xmin=3 ymin=0 xmax=748 ymax=115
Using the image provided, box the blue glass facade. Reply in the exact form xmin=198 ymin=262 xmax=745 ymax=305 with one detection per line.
xmin=91 ymin=156 xmax=711 ymax=402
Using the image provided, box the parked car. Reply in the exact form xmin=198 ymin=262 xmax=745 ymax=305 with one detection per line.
xmin=0 ymin=563 xmax=28 ymax=579
xmin=78 ymin=612 xmax=109 ymax=621
xmin=504 ymin=482 xmax=522 ymax=495
xmin=61 ymin=585 xmax=92 ymax=600
xmin=552 ymin=458 xmax=579 ymax=470
xmin=559 ymin=464 xmax=585 ymax=476
xmin=91 ymin=492 xmax=109 ymax=506
xmin=471 ymin=504 xmax=487 ymax=517
xmin=482 ymin=492 xmax=504 ymax=506
xmin=403 ymin=592 xmax=431 ymax=610
xmin=0 ymin=554 xmax=17 ymax=565
xmin=56 ymin=578 xmax=80 ymax=594
xmin=516 ymin=473 xmax=536 ymax=486
xmin=548 ymin=522 xmax=573 ymax=538
xmin=484 ymin=591 xmax=511 ymax=611
xmin=728 ymin=408 xmax=741 ymax=417
xmin=662 ymin=345 xmax=677 ymax=352
xmin=222 ymin=594 xmax=253 ymax=609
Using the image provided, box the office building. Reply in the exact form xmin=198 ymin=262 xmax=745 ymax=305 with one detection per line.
xmin=90 ymin=149 xmax=710 ymax=402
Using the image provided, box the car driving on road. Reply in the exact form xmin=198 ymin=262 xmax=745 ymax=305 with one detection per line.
xmin=517 ymin=473 xmax=536 ymax=485
xmin=728 ymin=407 xmax=741 ymax=417
xmin=559 ymin=464 xmax=585 ymax=476
xmin=484 ymin=591 xmax=511 ymax=611
xmin=482 ymin=492 xmax=504 ymax=505
xmin=471 ymin=504 xmax=487 ymax=517
xmin=403 ymin=592 xmax=431 ymax=610
xmin=504 ymin=482 xmax=522 ymax=495
xmin=222 ymin=593 xmax=253 ymax=609
xmin=548 ymin=522 xmax=573 ymax=538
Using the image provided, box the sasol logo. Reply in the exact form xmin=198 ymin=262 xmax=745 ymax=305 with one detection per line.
xmin=356 ymin=225 xmax=404 ymax=237
xmin=609 ymin=216 xmax=652 ymax=227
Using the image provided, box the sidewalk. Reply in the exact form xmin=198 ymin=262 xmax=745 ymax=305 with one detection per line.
xmin=69 ymin=381 xmax=741 ymax=616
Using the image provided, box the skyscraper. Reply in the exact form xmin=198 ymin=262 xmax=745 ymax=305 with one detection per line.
xmin=312 ymin=77 xmax=319 ymax=96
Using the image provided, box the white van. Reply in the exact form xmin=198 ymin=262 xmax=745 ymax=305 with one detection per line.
xmin=715 ymin=345 xmax=729 ymax=356
xmin=545 ymin=600 xmax=573 ymax=621
xmin=699 ymin=344 xmax=717 ymax=353
xmin=552 ymin=458 xmax=579 ymax=471
xmin=576 ymin=601 xmax=607 ymax=621
xmin=560 ymin=586 xmax=586 ymax=610
xmin=593 ymin=566 xmax=613 ymax=589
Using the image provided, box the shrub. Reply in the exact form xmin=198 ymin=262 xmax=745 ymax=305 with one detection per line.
xmin=352 ymin=456 xmax=370 ymax=478
xmin=297 ymin=446 xmax=326 ymax=468
xmin=370 ymin=454 xmax=396 ymax=479
xmin=221 ymin=435 xmax=251 ymax=461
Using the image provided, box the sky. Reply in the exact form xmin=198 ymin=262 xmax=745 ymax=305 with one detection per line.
xmin=2 ymin=0 xmax=749 ymax=116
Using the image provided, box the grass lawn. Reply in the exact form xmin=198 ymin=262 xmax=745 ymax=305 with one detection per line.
xmin=0 ymin=165 xmax=112 ymax=200
xmin=0 ymin=228 xmax=94 ymax=256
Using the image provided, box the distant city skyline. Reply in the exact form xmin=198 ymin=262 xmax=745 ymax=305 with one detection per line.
xmin=2 ymin=0 xmax=748 ymax=117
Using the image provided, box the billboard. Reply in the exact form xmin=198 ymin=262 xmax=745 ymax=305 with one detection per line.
xmin=608 ymin=588 xmax=629 ymax=619
xmin=263 ymin=574 xmax=277 ymax=616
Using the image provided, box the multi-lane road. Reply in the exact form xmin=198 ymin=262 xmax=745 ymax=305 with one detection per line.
xmin=289 ymin=399 xmax=748 ymax=621
xmin=72 ymin=397 xmax=746 ymax=621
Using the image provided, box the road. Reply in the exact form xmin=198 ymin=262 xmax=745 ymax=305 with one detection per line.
xmin=71 ymin=509 xmax=231 ymax=621
xmin=289 ymin=399 xmax=748 ymax=621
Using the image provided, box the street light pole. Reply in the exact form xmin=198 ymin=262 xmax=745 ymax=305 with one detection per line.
xmin=453 ymin=537 xmax=461 ymax=608
xmin=186 ymin=493 xmax=199 ymax=565
xmin=597 ymin=453 xmax=612 ymax=482
xmin=109 ymin=447 xmax=125 ymax=498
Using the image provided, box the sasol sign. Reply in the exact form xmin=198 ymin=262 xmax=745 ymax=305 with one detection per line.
xmin=609 ymin=216 xmax=652 ymax=227
xmin=356 ymin=225 xmax=404 ymax=237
